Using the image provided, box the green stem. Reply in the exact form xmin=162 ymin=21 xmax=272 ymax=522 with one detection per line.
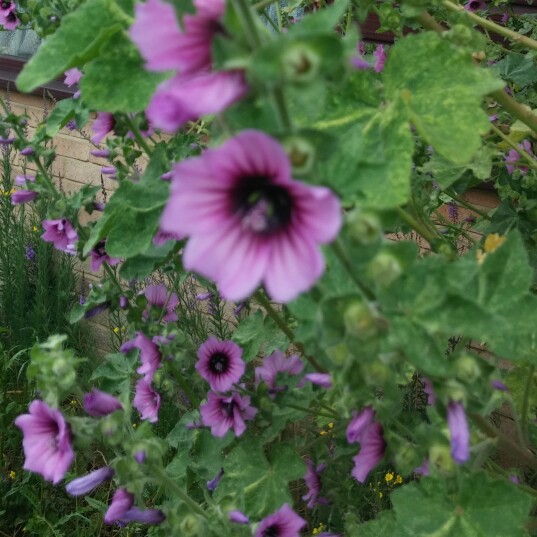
xmin=442 ymin=0 xmax=537 ymax=52
xmin=149 ymin=465 xmax=208 ymax=518
xmin=262 ymin=10 xmax=279 ymax=32
xmin=520 ymin=364 xmax=535 ymax=447
xmin=271 ymin=87 xmax=293 ymax=131
xmin=170 ymin=362 xmax=200 ymax=408
xmin=490 ymin=123 xmax=537 ymax=169
xmin=286 ymin=402 xmax=338 ymax=419
xmin=469 ymin=413 xmax=537 ymax=471
xmin=124 ymin=115 xmax=154 ymax=156
xmin=491 ymin=89 xmax=537 ymax=135
xmin=102 ymin=263 xmax=123 ymax=294
xmin=233 ymin=0 xmax=262 ymax=47
xmin=433 ymin=210 xmax=476 ymax=245
xmin=447 ymin=190 xmax=491 ymax=220
xmin=254 ymin=291 xmax=326 ymax=373
xmin=330 ymin=240 xmax=375 ymax=301
xmin=396 ymin=207 xmax=438 ymax=244
xmin=415 ymin=11 xmax=446 ymax=32
xmin=254 ymin=0 xmax=277 ymax=10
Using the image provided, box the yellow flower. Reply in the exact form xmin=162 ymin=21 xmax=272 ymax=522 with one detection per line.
xmin=384 ymin=472 xmax=394 ymax=483
xmin=33 ymin=226 xmax=39 ymax=232
xmin=320 ymin=430 xmax=328 ymax=436
xmin=312 ymin=523 xmax=325 ymax=535
xmin=69 ymin=399 xmax=78 ymax=407
xmin=327 ymin=422 xmax=334 ymax=429
xmin=132 ymin=423 xmax=137 ymax=429
xmin=9 ymin=470 xmax=16 ymax=480
xmin=484 ymin=233 xmax=506 ymax=254
xmin=395 ymin=475 xmax=403 ymax=484
xmin=379 ymin=492 xmax=383 ymax=498
xmin=113 ymin=327 xmax=120 ymax=334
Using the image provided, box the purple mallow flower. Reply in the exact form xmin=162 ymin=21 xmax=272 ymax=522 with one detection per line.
xmin=133 ymin=379 xmax=161 ymax=423
xmin=0 ymin=135 xmax=15 ymax=144
xmin=422 ymin=377 xmax=436 ymax=405
xmin=160 ymin=130 xmax=341 ymax=302
xmin=89 ymin=240 xmax=121 ymax=272
xmin=347 ymin=407 xmax=386 ymax=483
xmin=255 ymin=504 xmax=306 ymax=537
xmin=120 ymin=507 xmax=165 ymax=525
xmin=83 ymin=389 xmax=123 ymax=417
xmin=41 ymin=219 xmax=78 ymax=255
xmin=255 ymin=350 xmax=304 ymax=394
xmin=465 ymin=0 xmax=485 ymax=10
xmin=15 ymin=174 xmax=35 ymax=185
xmin=20 ymin=146 xmax=34 ymax=156
xmin=448 ymin=401 xmax=470 ymax=464
xmin=373 ymin=45 xmax=387 ymax=72
xmin=143 ymin=284 xmax=179 ymax=322
xmin=207 ymin=467 xmax=224 ymax=491
xmin=120 ymin=332 xmax=162 ymax=381
xmin=119 ymin=295 xmax=129 ymax=309
xmin=91 ymin=149 xmax=110 ymax=158
xmin=195 ymin=336 xmax=245 ymax=392
xmin=14 ymin=400 xmax=74 ymax=484
xmin=414 ymin=458 xmax=430 ymax=476
xmin=0 ymin=10 xmax=19 ymax=30
xmin=200 ymin=391 xmax=257 ymax=437
xmin=505 ymin=139 xmax=533 ymax=175
xmin=304 ymin=373 xmax=332 ymax=388
xmin=229 ymin=510 xmax=249 ymax=524
xmin=64 ymin=68 xmax=82 ymax=88
xmin=491 ymin=379 xmax=508 ymax=391
xmin=134 ymin=450 xmax=146 ymax=464
xmin=66 ymin=466 xmax=114 ymax=496
xmin=130 ymin=0 xmax=247 ymax=132
xmin=91 ymin=112 xmax=115 ymax=144
xmin=302 ymin=459 xmax=329 ymax=509
xmin=12 ymin=190 xmax=37 ymax=205
xmin=101 ymin=166 xmax=117 ymax=176
xmin=0 ymin=1 xmax=15 ymax=17
xmin=104 ymin=489 xmax=134 ymax=524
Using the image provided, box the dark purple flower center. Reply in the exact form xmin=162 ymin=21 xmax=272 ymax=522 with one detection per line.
xmin=232 ymin=177 xmax=293 ymax=235
xmin=209 ymin=352 xmax=229 ymax=374
xmin=94 ymin=240 xmax=107 ymax=257
xmin=220 ymin=400 xmax=235 ymax=418
xmin=1 ymin=2 xmax=11 ymax=9
xmin=262 ymin=525 xmax=281 ymax=537
xmin=5 ymin=11 xmax=15 ymax=21
xmin=468 ymin=0 xmax=481 ymax=8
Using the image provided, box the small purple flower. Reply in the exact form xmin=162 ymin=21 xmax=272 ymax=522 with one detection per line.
xmin=120 ymin=332 xmax=162 ymax=381
xmin=196 ymin=291 xmax=213 ymax=301
xmin=234 ymin=302 xmax=245 ymax=316
xmin=0 ymin=135 xmax=15 ymax=145
xmin=41 ymin=219 xmax=78 ymax=255
xmin=255 ymin=350 xmax=304 ymax=393
xmin=84 ymin=301 xmax=110 ymax=319
xmin=160 ymin=171 xmax=173 ymax=181
xmin=373 ymin=45 xmax=386 ymax=73
xmin=351 ymin=422 xmax=385 ymax=483
xmin=302 ymin=460 xmax=329 ymax=509
xmin=89 ymin=240 xmax=121 ymax=272
xmin=91 ymin=149 xmax=110 ymax=158
xmin=464 ymin=0 xmax=485 ymax=11
xmin=255 ymin=504 xmax=306 ymax=537
xmin=64 ymin=68 xmax=82 ymax=88
xmin=134 ymin=450 xmax=146 ymax=464
xmin=20 ymin=146 xmax=34 ymax=156
xmin=447 ymin=401 xmax=470 ymax=464
xmin=101 ymin=166 xmax=117 ymax=175
xmin=207 ymin=467 xmax=224 ymax=491
xmin=120 ymin=507 xmax=165 ymax=525
xmin=447 ymin=201 xmax=459 ymax=222
xmin=304 ymin=373 xmax=332 ymax=388
xmin=66 ymin=119 xmax=78 ymax=131
xmin=195 ymin=336 xmax=245 ymax=392
xmin=510 ymin=474 xmax=520 ymax=485
xmin=25 ymin=245 xmax=36 ymax=261
xmin=83 ymin=388 xmax=123 ymax=417
xmin=229 ymin=510 xmax=249 ymax=524
xmin=12 ymin=190 xmax=37 ymax=205
xmin=491 ymin=379 xmax=508 ymax=391
xmin=505 ymin=139 xmax=533 ymax=175
xmin=133 ymin=379 xmax=161 ymax=423
xmin=501 ymin=12 xmax=509 ymax=24
xmin=104 ymin=489 xmax=135 ymax=524
xmin=65 ymin=466 xmax=115 ymax=496
xmin=91 ymin=112 xmax=115 ymax=144
xmin=14 ymin=174 xmax=35 ymax=186
xmin=200 ymin=391 xmax=257 ymax=437
xmin=414 ymin=458 xmax=429 ymax=476
xmin=119 ymin=295 xmax=129 ymax=309
xmin=422 ymin=377 xmax=436 ymax=406
xmin=144 ymin=284 xmax=179 ymax=322
xmin=93 ymin=201 xmax=105 ymax=211
xmin=347 ymin=408 xmax=385 ymax=482
xmin=14 ymin=400 xmax=74 ymax=484
xmin=351 ymin=55 xmax=371 ymax=70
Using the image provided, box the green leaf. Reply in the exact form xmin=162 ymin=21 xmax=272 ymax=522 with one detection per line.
xmin=81 ymin=32 xmax=168 ymax=113
xmin=119 ymin=242 xmax=176 ymax=280
xmin=391 ymin=474 xmax=533 ymax=537
xmin=384 ymin=32 xmax=504 ymax=164
xmin=215 ymin=440 xmax=306 ymax=518
xmin=16 ymin=0 xmax=125 ymax=92
xmin=318 ymin=104 xmax=413 ymax=207
xmin=496 ymin=53 xmax=537 ymax=87
xmin=288 ymin=0 xmax=349 ymax=35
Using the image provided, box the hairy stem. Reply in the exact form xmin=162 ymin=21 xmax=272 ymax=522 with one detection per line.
xmin=490 ymin=123 xmax=537 ymax=169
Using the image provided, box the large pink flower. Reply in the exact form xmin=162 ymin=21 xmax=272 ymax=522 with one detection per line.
xmin=130 ymin=0 xmax=246 ymax=131
xmin=14 ymin=400 xmax=74 ymax=484
xmin=160 ymin=131 xmax=342 ymax=302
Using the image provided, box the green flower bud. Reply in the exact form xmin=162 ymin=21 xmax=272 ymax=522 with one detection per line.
xmin=362 ymin=361 xmax=391 ymax=386
xmin=429 ymin=443 xmax=455 ymax=475
xmin=283 ymin=43 xmax=320 ymax=83
xmin=394 ymin=442 xmax=419 ymax=475
xmin=343 ymin=300 xmax=379 ymax=340
xmin=453 ymin=354 xmax=480 ymax=383
xmin=346 ymin=209 xmax=382 ymax=245
xmin=283 ymin=137 xmax=316 ymax=174
xmin=180 ymin=514 xmax=204 ymax=536
xmin=367 ymin=251 xmax=403 ymax=287
xmin=325 ymin=342 xmax=352 ymax=365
